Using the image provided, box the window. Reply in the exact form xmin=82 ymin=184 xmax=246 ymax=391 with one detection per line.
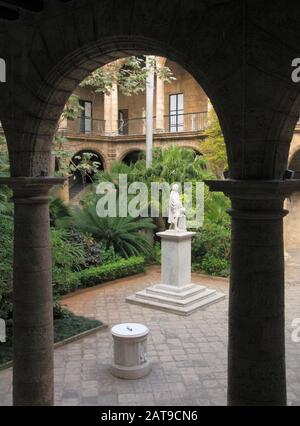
xmin=118 ymin=109 xmax=129 ymax=135
xmin=79 ymin=100 xmax=92 ymax=134
xmin=169 ymin=93 xmax=184 ymax=132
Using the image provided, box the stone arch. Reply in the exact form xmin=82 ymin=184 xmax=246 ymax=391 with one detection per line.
xmin=2 ymin=1 xmax=300 ymax=179
xmin=3 ymin=1 xmax=300 ymax=407
xmin=70 ymin=148 xmax=105 ymax=181
xmin=68 ymin=145 xmax=107 ymax=171
xmin=179 ymin=144 xmax=203 ymax=156
xmin=119 ymin=148 xmax=146 ymax=165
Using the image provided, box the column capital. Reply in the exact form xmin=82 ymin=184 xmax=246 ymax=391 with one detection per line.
xmin=205 ymin=179 xmax=300 ymax=220
xmin=0 ymin=176 xmax=66 ymax=203
xmin=205 ymin=179 xmax=300 ymax=200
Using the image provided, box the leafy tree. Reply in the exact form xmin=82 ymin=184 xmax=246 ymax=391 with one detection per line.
xmin=201 ymin=108 xmax=228 ymax=178
xmin=62 ymin=94 xmax=84 ymax=121
xmin=80 ymin=56 xmax=175 ymax=96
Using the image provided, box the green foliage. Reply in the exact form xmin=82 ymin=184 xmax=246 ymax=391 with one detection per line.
xmin=72 ymin=203 xmax=156 ymax=258
xmin=52 ymin=134 xmax=70 ymax=177
xmin=192 ymin=222 xmax=231 ymax=277
xmin=201 ymin=109 xmax=228 ymax=178
xmin=65 ymin=228 xmax=120 ymax=267
xmin=0 ymin=135 xmax=9 ymax=177
xmin=50 ymin=197 xmax=72 ymax=227
xmin=0 ymin=136 xmax=13 ymax=218
xmin=62 ymin=94 xmax=84 ymax=121
xmin=116 ymin=146 xmax=211 ymax=184
xmin=70 ymin=152 xmax=102 ymax=186
xmin=93 ymin=146 xmax=212 ymax=223
xmin=0 ymin=139 xmax=13 ymax=317
xmin=52 ymin=256 xmax=145 ymax=297
xmin=51 ymin=228 xmax=85 ymax=297
xmin=80 ymin=56 xmax=175 ymax=97
xmin=200 ymin=254 xmax=229 ymax=277
xmin=153 ymin=242 xmax=161 ymax=265
xmin=53 ymin=313 xmax=101 ymax=342
xmin=0 ymin=312 xmax=102 ymax=365
xmin=0 ymin=215 xmax=13 ymax=319
xmin=75 ymin=256 xmax=145 ymax=289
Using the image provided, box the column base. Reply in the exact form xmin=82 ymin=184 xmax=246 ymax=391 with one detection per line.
xmin=126 ymin=283 xmax=225 ymax=316
xmin=126 ymin=229 xmax=225 ymax=315
xmin=111 ymin=360 xmax=152 ymax=380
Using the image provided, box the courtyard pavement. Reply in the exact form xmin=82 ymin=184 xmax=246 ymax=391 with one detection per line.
xmin=1 ymin=261 xmax=300 ymax=406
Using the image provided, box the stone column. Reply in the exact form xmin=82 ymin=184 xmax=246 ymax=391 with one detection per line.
xmin=206 ymin=179 xmax=300 ymax=406
xmin=104 ymin=82 xmax=118 ymax=135
xmin=0 ymin=177 xmax=65 ymax=406
xmin=155 ymin=57 xmax=166 ymax=132
xmin=104 ymin=91 xmax=112 ymax=135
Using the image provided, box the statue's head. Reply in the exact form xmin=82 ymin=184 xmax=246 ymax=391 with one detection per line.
xmin=172 ymin=183 xmax=179 ymax=192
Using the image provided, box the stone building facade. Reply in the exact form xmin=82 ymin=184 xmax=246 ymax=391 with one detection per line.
xmin=58 ymin=58 xmax=209 ymax=169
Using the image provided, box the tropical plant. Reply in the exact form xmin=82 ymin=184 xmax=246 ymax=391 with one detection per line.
xmin=72 ymin=203 xmax=156 ymax=258
xmin=201 ymin=108 xmax=228 ymax=178
xmin=90 ymin=146 xmax=213 ymax=229
xmin=50 ymin=197 xmax=72 ymax=227
xmin=70 ymin=152 xmax=102 ymax=186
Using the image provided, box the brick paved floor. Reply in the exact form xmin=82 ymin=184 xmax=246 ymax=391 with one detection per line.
xmin=1 ymin=262 xmax=300 ymax=406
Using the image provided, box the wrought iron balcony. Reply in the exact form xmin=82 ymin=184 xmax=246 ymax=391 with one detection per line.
xmin=61 ymin=111 xmax=208 ymax=138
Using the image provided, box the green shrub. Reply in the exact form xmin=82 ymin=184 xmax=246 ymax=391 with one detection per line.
xmin=192 ymin=222 xmax=231 ymax=277
xmin=75 ymin=256 xmax=145 ymax=289
xmin=152 ymin=242 xmax=161 ymax=265
xmin=0 ymin=215 xmax=13 ymax=319
xmin=201 ymin=254 xmax=230 ymax=277
xmin=53 ymin=313 xmax=101 ymax=342
xmin=51 ymin=228 xmax=85 ymax=297
xmin=64 ymin=229 xmax=120 ymax=268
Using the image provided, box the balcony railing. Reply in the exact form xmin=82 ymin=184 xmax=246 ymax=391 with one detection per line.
xmin=62 ymin=111 xmax=208 ymax=137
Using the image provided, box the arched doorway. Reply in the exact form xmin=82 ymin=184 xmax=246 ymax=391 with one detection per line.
xmin=69 ymin=150 xmax=104 ymax=200
xmin=121 ymin=150 xmax=145 ymax=166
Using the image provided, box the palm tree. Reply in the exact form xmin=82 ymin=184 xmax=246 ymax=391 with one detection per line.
xmin=72 ymin=204 xmax=156 ymax=258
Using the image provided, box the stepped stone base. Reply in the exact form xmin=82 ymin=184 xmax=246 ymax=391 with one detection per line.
xmin=126 ymin=283 xmax=225 ymax=316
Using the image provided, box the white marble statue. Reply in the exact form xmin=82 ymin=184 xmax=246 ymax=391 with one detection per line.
xmin=168 ymin=184 xmax=187 ymax=231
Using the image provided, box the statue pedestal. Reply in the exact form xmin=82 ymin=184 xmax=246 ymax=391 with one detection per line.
xmin=126 ymin=230 xmax=225 ymax=316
